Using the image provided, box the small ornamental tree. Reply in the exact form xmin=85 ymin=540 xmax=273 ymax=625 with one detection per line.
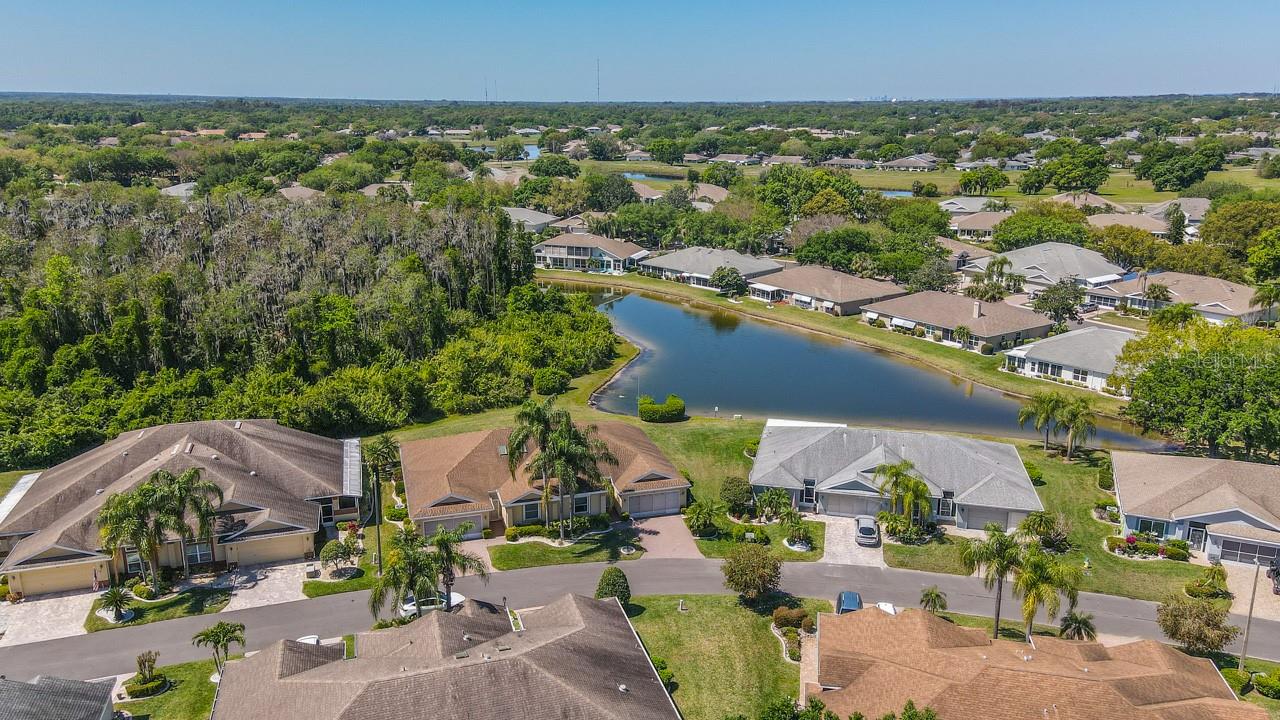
xmin=722 ymin=543 xmax=781 ymax=601
xmin=720 ymin=476 xmax=754 ymax=517
xmin=1156 ymin=596 xmax=1239 ymax=654
xmin=709 ymin=266 xmax=748 ymax=296
xmin=594 ymin=566 xmax=632 ymax=607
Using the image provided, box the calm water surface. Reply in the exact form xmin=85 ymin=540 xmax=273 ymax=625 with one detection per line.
xmin=579 ymin=288 xmax=1159 ymax=450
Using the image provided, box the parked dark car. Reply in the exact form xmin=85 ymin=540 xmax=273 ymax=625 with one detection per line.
xmin=835 ymin=591 xmax=864 ymax=614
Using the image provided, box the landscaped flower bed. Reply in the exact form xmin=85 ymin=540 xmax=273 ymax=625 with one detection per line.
xmin=1105 ymin=534 xmax=1190 ymax=561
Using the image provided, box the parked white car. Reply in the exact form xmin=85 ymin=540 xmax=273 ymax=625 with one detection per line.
xmin=854 ymin=515 xmax=880 ymax=547
xmin=399 ymin=591 xmax=467 ymax=618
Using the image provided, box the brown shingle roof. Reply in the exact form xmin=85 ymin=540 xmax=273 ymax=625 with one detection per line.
xmin=0 ymin=421 xmax=352 ymax=571
xmin=1111 ymin=452 xmax=1280 ymax=532
xmin=1088 ymin=272 xmax=1263 ymax=316
xmin=934 ymin=236 xmax=994 ymax=262
xmin=755 ymin=265 xmax=907 ymax=305
xmin=953 ymin=211 xmax=1013 ymax=232
xmin=211 ymin=594 xmax=681 ymax=720
xmin=862 ymin=292 xmax=1053 ymax=338
xmin=1087 ymin=213 xmax=1169 ymax=234
xmin=812 ymin=608 xmax=1264 ymax=720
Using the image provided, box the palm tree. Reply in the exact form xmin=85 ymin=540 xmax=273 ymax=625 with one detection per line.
xmin=192 ymin=621 xmax=246 ymax=675
xmin=508 ymin=397 xmax=568 ymax=528
xmin=100 ymin=586 xmax=131 ymax=622
xmin=874 ymin=460 xmax=918 ymax=517
xmin=362 ymin=434 xmax=400 ymax=575
xmin=686 ymin=499 xmax=725 ymax=537
xmin=1250 ymin=282 xmax=1280 ymax=314
xmin=1143 ymin=282 xmax=1172 ymax=304
xmin=1018 ymin=391 xmax=1065 ymax=452
xmin=920 ymin=585 xmax=948 ymax=615
xmin=153 ymin=468 xmax=224 ymax=578
xmin=900 ymin=476 xmax=933 ymax=528
xmin=526 ymin=415 xmax=617 ymax=542
xmin=98 ymin=491 xmax=150 ymax=587
xmin=368 ymin=526 xmax=439 ymax=620
xmin=958 ymin=524 xmax=1025 ymax=639
xmin=1054 ymin=397 xmax=1097 ymax=459
xmin=1013 ymin=547 xmax=1082 ymax=643
xmin=1059 ymin=610 xmax=1097 ymax=641
xmin=425 ymin=521 xmax=489 ymax=611
xmin=952 ymin=325 xmax=972 ymax=347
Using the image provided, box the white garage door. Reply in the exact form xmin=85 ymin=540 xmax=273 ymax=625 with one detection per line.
xmin=419 ymin=514 xmax=485 ymax=539
xmin=821 ymin=493 xmax=885 ymax=517
xmin=963 ymin=506 xmax=1011 ymax=531
xmin=627 ymin=491 xmax=683 ymax=518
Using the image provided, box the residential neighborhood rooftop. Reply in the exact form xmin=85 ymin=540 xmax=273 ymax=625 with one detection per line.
xmin=535 ymin=232 xmax=647 ymax=261
xmin=952 ymin=211 xmax=1013 ymax=232
xmin=0 ymin=675 xmax=113 ymax=720
xmin=639 ymin=247 xmax=782 ymax=278
xmin=1005 ymin=326 xmax=1136 ymax=376
xmin=501 ymin=206 xmax=560 ymax=227
xmin=751 ymin=265 xmax=905 ymax=305
xmin=1088 ymin=271 xmax=1264 ymax=318
xmin=964 ymin=242 xmax=1126 ymax=286
xmin=862 ymin=291 xmax=1054 ymax=338
xmin=1086 ymin=213 xmax=1169 ymax=234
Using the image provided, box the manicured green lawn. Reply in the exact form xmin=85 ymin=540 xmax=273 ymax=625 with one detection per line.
xmin=0 ymin=469 xmax=35 ymax=497
xmin=692 ymin=516 xmax=826 ymax=562
xmin=113 ymin=658 xmax=220 ymax=720
xmin=488 ymin=528 xmax=644 ymax=570
xmin=85 ymin=587 xmax=231 ymax=632
xmin=1095 ymin=311 xmax=1151 ymax=332
xmin=629 ymin=594 xmax=830 ymax=720
xmin=938 ymin=610 xmax=1057 ymax=641
xmin=881 ymin=443 xmax=1204 ymax=603
xmin=884 ymin=535 xmax=969 ymax=575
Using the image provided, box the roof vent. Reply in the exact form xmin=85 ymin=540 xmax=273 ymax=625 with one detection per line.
xmin=618 ymin=684 xmax=629 ymax=693
xmin=453 ymin=651 xmax=469 ymax=660
xmin=95 ymin=488 xmax=104 ymax=495
xmin=211 ymin=454 xmax=218 ymax=461
xmin=122 ymin=451 xmax=128 ymax=456
xmin=184 ymin=443 xmax=194 ymax=454
xmin=249 ymin=470 xmax=257 ymax=477
xmin=137 ymin=430 xmax=145 ymax=438
xmin=234 ymin=421 xmax=242 ymax=430
xmin=497 ymin=444 xmax=508 ymax=456
xmin=482 ymin=653 xmax=492 ymax=661
xmin=462 ymin=633 xmax=472 ymax=642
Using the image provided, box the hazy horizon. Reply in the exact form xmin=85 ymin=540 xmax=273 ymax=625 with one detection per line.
xmin=4 ymin=0 xmax=1279 ymax=102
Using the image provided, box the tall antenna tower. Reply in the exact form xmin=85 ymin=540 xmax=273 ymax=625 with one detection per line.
xmin=596 ymin=58 xmax=601 ymax=102
xmin=483 ymin=75 xmax=488 ymax=102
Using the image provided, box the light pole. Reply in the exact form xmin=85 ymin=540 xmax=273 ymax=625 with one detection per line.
xmin=1239 ymin=558 xmax=1261 ymax=671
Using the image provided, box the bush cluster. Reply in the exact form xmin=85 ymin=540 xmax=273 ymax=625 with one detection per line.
xmin=504 ymin=514 xmax=610 ymax=541
xmin=132 ymin=583 xmax=153 ymax=600
xmin=651 ymin=657 xmax=675 ymax=691
xmin=638 ymin=394 xmax=686 ymax=423
xmin=782 ymin=626 xmax=801 ymax=662
xmin=385 ymin=506 xmax=408 ymax=522
xmin=772 ymin=606 xmax=809 ymax=630
xmin=1255 ymin=673 xmax=1280 ymax=699
xmin=532 ymin=367 xmax=571 ymax=395
xmin=124 ymin=673 xmax=167 ymax=698
xmin=1221 ymin=668 xmax=1252 ymax=695
xmin=728 ymin=523 xmax=772 ymax=545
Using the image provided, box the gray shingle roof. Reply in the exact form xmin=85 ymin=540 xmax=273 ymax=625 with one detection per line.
xmin=1009 ymin=326 xmax=1135 ymax=375
xmin=211 ymin=594 xmax=681 ymax=720
xmin=501 ymin=207 xmax=560 ymax=226
xmin=964 ymin=242 xmax=1125 ymax=285
xmin=1112 ymin=452 xmax=1280 ymax=533
xmin=0 ymin=676 xmax=112 ymax=720
xmin=750 ymin=423 xmax=1042 ymax=512
xmin=638 ymin=247 xmax=781 ymax=278
xmin=1088 ymin=272 xmax=1263 ymax=317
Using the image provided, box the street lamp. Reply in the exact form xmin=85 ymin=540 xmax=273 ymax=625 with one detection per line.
xmin=1239 ymin=557 xmax=1261 ymax=672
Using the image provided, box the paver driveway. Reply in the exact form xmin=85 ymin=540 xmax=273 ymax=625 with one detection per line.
xmin=632 ymin=515 xmax=701 ymax=559
xmin=819 ymin=515 xmax=886 ymax=567
xmin=221 ymin=560 xmax=308 ymax=612
xmin=0 ymin=589 xmax=96 ymax=647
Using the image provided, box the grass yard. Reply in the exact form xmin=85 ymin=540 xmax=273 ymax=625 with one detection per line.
xmin=693 ymin=516 xmax=826 ymax=562
xmin=488 ymin=528 xmax=644 ymax=570
xmin=1094 ymin=312 xmax=1151 ymax=332
xmin=537 ymin=270 xmax=1129 ymax=418
xmin=113 ymin=658 xmax=220 ymax=720
xmin=938 ymin=610 xmax=1057 ymax=641
xmin=0 ymin=468 xmax=35 ymax=497
xmin=84 ymin=586 xmax=230 ymax=632
xmin=884 ymin=535 xmax=969 ymax=575
xmin=629 ymin=594 xmax=830 ymax=720
xmin=881 ymin=442 xmax=1204 ymax=603
xmin=302 ymin=482 xmax=402 ymax=598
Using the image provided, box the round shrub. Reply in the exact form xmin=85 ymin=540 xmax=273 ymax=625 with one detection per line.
xmin=720 ymin=476 xmax=754 ymax=517
xmin=132 ymin=583 xmax=153 ymax=600
xmin=1254 ymin=673 xmax=1280 ymax=699
xmin=594 ymin=566 xmax=632 ymax=606
xmin=912 ymin=326 xmax=926 ymax=337
xmin=638 ymin=394 xmax=686 ymax=423
xmin=124 ymin=576 xmax=141 ymax=589
xmin=1221 ymin=668 xmax=1251 ymax=695
xmin=772 ymin=606 xmax=807 ymax=629
xmin=385 ymin=506 xmax=408 ymax=522
xmin=1164 ymin=546 xmax=1189 ymax=561
xmin=532 ymin=367 xmax=571 ymax=395
xmin=801 ymin=615 xmax=815 ymax=634
xmin=979 ymin=342 xmax=994 ymax=355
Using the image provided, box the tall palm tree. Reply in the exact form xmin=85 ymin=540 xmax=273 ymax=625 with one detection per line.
xmin=874 ymin=460 xmax=919 ymax=518
xmin=1018 ymin=391 xmax=1065 ymax=452
xmin=508 ymin=397 xmax=568 ymax=528
xmin=154 ymin=468 xmax=224 ymax=578
xmin=526 ymin=415 xmax=617 ymax=541
xmin=425 ymin=521 xmax=488 ymax=611
xmin=1143 ymin=282 xmax=1172 ymax=304
xmin=1059 ymin=610 xmax=1097 ymax=641
xmin=1013 ymin=547 xmax=1082 ymax=643
xmin=192 ymin=621 xmax=246 ymax=675
xmin=920 ymin=585 xmax=948 ymax=615
xmin=362 ymin=434 xmax=400 ymax=575
xmin=900 ymin=476 xmax=933 ymax=528
xmin=1054 ymin=397 xmax=1097 ymax=459
xmin=98 ymin=491 xmax=150 ymax=587
xmin=958 ymin=524 xmax=1025 ymax=638
xmin=1250 ymin=282 xmax=1280 ymax=314
xmin=368 ymin=526 xmax=439 ymax=620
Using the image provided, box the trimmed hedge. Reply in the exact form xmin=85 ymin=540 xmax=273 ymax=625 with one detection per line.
xmin=782 ymin=626 xmax=801 ymax=662
xmin=132 ymin=583 xmax=154 ymax=600
xmin=385 ymin=506 xmax=408 ymax=522
xmin=124 ymin=673 xmax=168 ymax=698
xmin=506 ymin=523 xmax=550 ymax=541
xmin=638 ymin=394 xmax=685 ymax=423
xmin=1255 ymin=673 xmax=1280 ymax=699
xmin=1221 ymin=668 xmax=1251 ymax=695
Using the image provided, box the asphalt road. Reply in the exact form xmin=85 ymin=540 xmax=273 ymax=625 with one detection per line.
xmin=2 ymin=558 xmax=1275 ymax=681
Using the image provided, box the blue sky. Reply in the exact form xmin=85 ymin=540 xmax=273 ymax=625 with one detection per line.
xmin=2 ymin=0 xmax=1277 ymax=101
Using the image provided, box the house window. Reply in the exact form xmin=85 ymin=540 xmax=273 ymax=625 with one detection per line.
xmin=1135 ymin=518 xmax=1166 ymax=537
xmin=574 ymin=495 xmax=589 ymax=515
xmin=1072 ymin=368 xmax=1089 ymax=383
xmin=802 ymin=479 xmax=816 ymax=505
xmin=125 ymin=548 xmax=144 ymax=575
xmin=1049 ymin=364 xmax=1063 ymax=377
xmin=338 ymin=496 xmax=358 ymax=510
xmin=185 ymin=541 xmax=213 ymax=565
xmin=523 ymin=503 xmax=541 ymax=522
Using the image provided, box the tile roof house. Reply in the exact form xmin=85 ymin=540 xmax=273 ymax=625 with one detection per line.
xmin=879 ymin=155 xmax=937 ymax=172
xmin=1049 ymin=191 xmax=1127 ymax=212
xmin=548 ymin=211 xmax=611 ymax=234
xmin=1086 ymin=213 xmax=1169 ymax=237
xmin=862 ymin=292 xmax=1054 ymax=352
xmin=533 ymin=232 xmax=648 ymax=273
xmin=933 ymin=236 xmax=994 ymax=270
xmin=210 ymin=594 xmax=682 ymax=720
xmin=159 ymin=181 xmax=197 ymax=201
xmin=820 ymin=157 xmax=877 ymax=170
xmin=1003 ymin=326 xmax=1135 ymax=394
xmin=749 ymin=419 xmax=1042 ymax=530
xmin=630 ymin=180 xmax=665 ymax=203
xmin=950 ymin=211 xmax=1013 ymax=241
xmin=398 ymin=422 xmax=687 ymax=536
xmin=1085 ymin=271 xmax=1275 ymax=325
xmin=748 ymin=265 xmax=907 ymax=315
xmin=0 ymin=675 xmax=113 ymax=720
xmin=682 ymin=152 xmax=709 ymax=163
xmin=937 ymin=196 xmax=998 ymax=215
xmin=624 ymin=149 xmax=652 ymax=161
xmin=962 ymin=242 xmax=1126 ymax=292
xmin=1110 ymin=452 xmax=1280 ymax=565
xmin=690 ymin=182 xmax=729 ymax=204
xmin=278 ymin=183 xmax=323 ymax=202
xmin=358 ymin=181 xmax=413 ymax=199
xmin=708 ymin=153 xmax=760 ymax=166
xmin=638 ymin=247 xmax=782 ymax=289
xmin=501 ymin=206 xmax=560 ymax=233
xmin=1144 ymin=197 xmax=1211 ymax=225
xmin=809 ymin=606 xmax=1264 ymax=720
xmin=763 ymin=154 xmax=806 ymax=166
xmin=0 ymin=420 xmax=362 ymax=596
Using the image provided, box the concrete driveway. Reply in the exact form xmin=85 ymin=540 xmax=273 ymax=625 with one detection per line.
xmin=0 ymin=589 xmax=96 ymax=647
xmin=1226 ymin=562 xmax=1280 ymax=621
xmin=221 ymin=561 xmax=308 ymax=613
xmin=819 ymin=516 xmax=886 ymax=567
xmin=631 ymin=515 xmax=701 ymax=559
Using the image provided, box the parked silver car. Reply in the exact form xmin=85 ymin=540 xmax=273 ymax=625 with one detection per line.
xmin=854 ymin=515 xmax=880 ymax=547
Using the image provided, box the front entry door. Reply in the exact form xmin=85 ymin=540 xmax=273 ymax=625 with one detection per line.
xmin=1189 ymin=527 xmax=1207 ymax=551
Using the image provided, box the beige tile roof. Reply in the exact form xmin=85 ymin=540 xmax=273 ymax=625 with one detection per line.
xmin=1088 ymin=272 xmax=1264 ymax=316
xmin=811 ymin=607 xmax=1264 ymax=720
xmin=691 ymin=183 xmax=729 ymax=203
xmin=0 ymin=421 xmax=351 ymax=571
xmin=1050 ymin=191 xmax=1127 ymax=212
xmin=754 ymin=265 xmax=907 ymax=305
xmin=630 ymin=181 xmax=665 ymax=200
xmin=934 ymin=235 xmax=994 ymax=261
xmin=1087 ymin=213 xmax=1169 ymax=234
xmin=1111 ymin=452 xmax=1280 ymax=532
xmin=211 ymin=594 xmax=681 ymax=720
xmin=953 ymin=211 xmax=1013 ymax=232
xmin=862 ymin=291 xmax=1053 ymax=338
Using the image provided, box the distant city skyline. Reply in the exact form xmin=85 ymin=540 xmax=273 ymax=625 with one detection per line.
xmin=3 ymin=0 xmax=1279 ymax=102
